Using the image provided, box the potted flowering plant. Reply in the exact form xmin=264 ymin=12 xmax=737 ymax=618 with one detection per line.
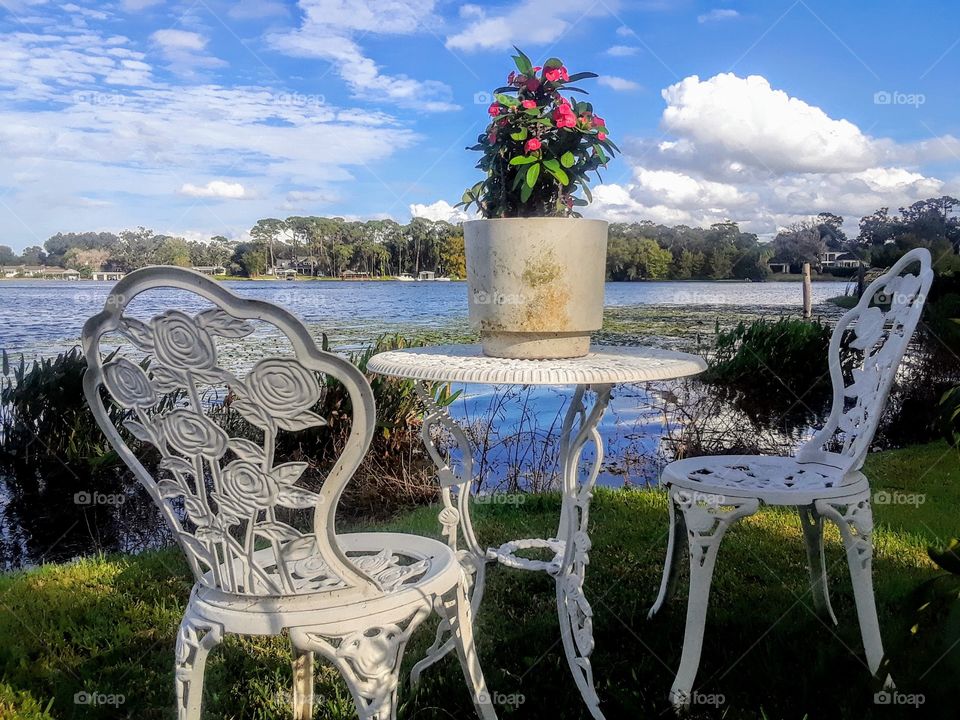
xmin=458 ymin=48 xmax=618 ymax=359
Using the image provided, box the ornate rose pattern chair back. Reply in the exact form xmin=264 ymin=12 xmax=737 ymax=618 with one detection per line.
xmin=798 ymin=248 xmax=933 ymax=475
xmin=82 ymin=267 xmax=379 ymax=597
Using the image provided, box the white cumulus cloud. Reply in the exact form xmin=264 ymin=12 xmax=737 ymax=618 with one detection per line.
xmin=586 ymin=72 xmax=957 ymax=237
xmin=179 ymin=181 xmax=247 ymax=199
xmin=409 ymin=200 xmax=473 ymax=223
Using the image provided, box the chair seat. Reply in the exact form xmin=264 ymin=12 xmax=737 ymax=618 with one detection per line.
xmin=662 ymin=455 xmax=869 ymax=505
xmin=191 ymin=532 xmax=462 ymax=634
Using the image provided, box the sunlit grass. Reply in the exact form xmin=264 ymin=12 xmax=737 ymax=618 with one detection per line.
xmin=0 ymin=442 xmax=957 ymax=718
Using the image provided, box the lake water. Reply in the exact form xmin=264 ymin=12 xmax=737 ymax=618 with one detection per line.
xmin=0 ymin=278 xmax=846 ymax=358
xmin=0 ymin=278 xmax=848 ymax=569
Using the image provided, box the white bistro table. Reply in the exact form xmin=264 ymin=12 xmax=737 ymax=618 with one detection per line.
xmin=367 ymin=344 xmax=706 ymax=719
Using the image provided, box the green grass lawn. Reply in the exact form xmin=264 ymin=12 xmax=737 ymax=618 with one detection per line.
xmin=1 ymin=442 xmax=958 ymax=719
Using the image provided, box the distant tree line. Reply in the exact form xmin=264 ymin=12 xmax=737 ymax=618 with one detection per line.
xmin=0 ymin=196 xmax=956 ymax=280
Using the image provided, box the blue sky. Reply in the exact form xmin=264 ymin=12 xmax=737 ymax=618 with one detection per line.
xmin=0 ymin=0 xmax=958 ymax=250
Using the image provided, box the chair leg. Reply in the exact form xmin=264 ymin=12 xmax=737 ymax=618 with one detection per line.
xmin=798 ymin=505 xmax=837 ymax=624
xmin=290 ymin=603 xmax=432 ymax=720
xmin=816 ymin=495 xmax=884 ymax=675
xmin=649 ymin=493 xmax=685 ymax=619
xmin=175 ymin=609 xmax=223 ymax=720
xmin=669 ymin=488 xmax=760 ymax=710
xmin=428 ymin=574 xmax=499 ymax=720
xmin=290 ymin=642 xmax=314 ymax=720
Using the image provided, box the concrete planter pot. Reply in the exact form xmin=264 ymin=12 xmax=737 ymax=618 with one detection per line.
xmin=464 ymin=218 xmax=608 ymax=359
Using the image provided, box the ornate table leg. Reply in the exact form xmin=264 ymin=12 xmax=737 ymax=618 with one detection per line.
xmin=554 ymin=384 xmax=612 ymax=720
xmin=410 ymin=380 xmax=488 ymax=680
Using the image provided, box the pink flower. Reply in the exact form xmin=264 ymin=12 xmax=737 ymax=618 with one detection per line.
xmin=553 ymin=102 xmax=576 ymax=129
xmin=488 ymin=103 xmax=501 ymax=117
xmin=544 ymin=66 xmax=569 ymax=83
xmin=597 ymin=132 xmax=607 ymax=141
xmin=526 ymin=77 xmax=540 ymax=92
xmin=522 ymin=99 xmax=537 ymax=109
xmin=532 ymin=66 xmax=542 ymax=73
xmin=592 ymin=115 xmax=605 ymax=127
xmin=487 ymin=131 xmax=497 ymax=144
xmin=524 ymin=137 xmax=542 ymax=153
xmin=498 ymin=118 xmax=508 ymax=126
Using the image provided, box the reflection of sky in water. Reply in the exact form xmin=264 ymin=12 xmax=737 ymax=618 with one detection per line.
xmin=447 ymin=383 xmax=678 ymax=490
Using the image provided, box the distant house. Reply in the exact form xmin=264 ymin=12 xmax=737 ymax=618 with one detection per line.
xmin=767 ymin=262 xmax=791 ymax=274
xmin=39 ymin=267 xmax=80 ymax=280
xmin=418 ymin=271 xmax=436 ymax=281
xmin=192 ymin=265 xmax=226 ymax=276
xmin=340 ymin=269 xmax=370 ymax=279
xmin=820 ymin=251 xmax=860 ymax=270
xmin=14 ymin=265 xmax=45 ymax=278
xmin=92 ymin=271 xmax=125 ymax=281
xmin=275 ymin=268 xmax=297 ymax=280
xmin=1 ymin=266 xmax=20 ymax=278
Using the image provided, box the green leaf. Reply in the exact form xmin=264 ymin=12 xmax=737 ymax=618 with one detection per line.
xmin=566 ymin=72 xmax=598 ymax=83
xmin=495 ymin=93 xmax=519 ymax=107
xmin=560 ymin=151 xmax=575 ymax=168
xmin=526 ymin=162 xmax=541 ymax=188
xmin=579 ymin=181 xmax=593 ymax=203
xmin=509 ymin=155 xmax=537 ymax=165
xmin=544 ymin=57 xmax=564 ymax=69
xmin=510 ymin=127 xmax=528 ymax=141
xmin=572 ymin=197 xmax=589 ymax=206
xmin=512 ymin=46 xmax=533 ymax=75
xmin=544 ymin=163 xmax=569 ymax=186
xmin=512 ymin=170 xmax=526 ymax=190
xmin=520 ymin=182 xmax=533 ymax=203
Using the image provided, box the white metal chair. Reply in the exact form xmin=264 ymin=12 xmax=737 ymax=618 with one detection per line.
xmin=82 ymin=267 xmax=498 ymax=720
xmin=648 ymin=249 xmax=933 ymax=708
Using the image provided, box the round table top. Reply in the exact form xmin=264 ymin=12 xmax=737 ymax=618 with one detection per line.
xmin=367 ymin=344 xmax=706 ymax=386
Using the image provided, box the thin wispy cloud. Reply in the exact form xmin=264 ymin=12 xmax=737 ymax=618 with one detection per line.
xmin=599 ymin=76 xmax=641 ymax=91
xmin=606 ymin=45 xmax=640 ymax=57
xmin=698 ymin=9 xmax=741 ymax=23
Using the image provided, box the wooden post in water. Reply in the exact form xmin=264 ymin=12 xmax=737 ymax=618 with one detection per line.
xmin=857 ymin=261 xmax=866 ymax=298
xmin=802 ymin=262 xmax=812 ymax=318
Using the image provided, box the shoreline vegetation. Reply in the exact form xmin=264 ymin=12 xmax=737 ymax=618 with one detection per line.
xmin=2 ymin=196 xmax=956 ymax=285
xmin=0 ymin=271 xmax=852 ymax=283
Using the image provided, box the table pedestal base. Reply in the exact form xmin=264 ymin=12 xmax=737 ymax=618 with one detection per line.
xmin=412 ymin=381 xmax=611 ymax=720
